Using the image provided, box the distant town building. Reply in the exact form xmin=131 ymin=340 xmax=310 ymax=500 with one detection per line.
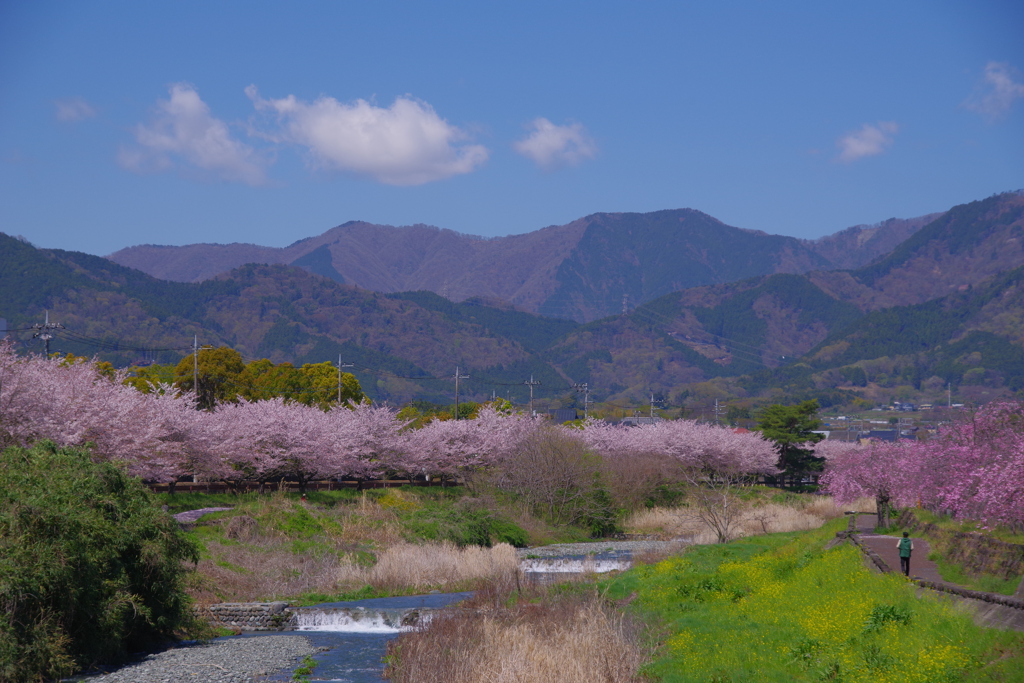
xmin=868 ymin=432 xmax=901 ymax=444
xmin=547 ymin=408 xmax=579 ymax=424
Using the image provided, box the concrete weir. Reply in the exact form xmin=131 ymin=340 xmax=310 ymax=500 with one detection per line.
xmin=290 ymin=606 xmax=428 ymax=633
xmin=201 ymin=602 xmax=432 ymax=632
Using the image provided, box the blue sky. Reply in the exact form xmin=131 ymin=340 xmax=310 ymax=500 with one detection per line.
xmin=1 ymin=1 xmax=1022 ymax=256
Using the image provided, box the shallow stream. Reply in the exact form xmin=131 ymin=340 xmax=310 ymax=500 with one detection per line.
xmin=229 ymin=547 xmax=643 ymax=681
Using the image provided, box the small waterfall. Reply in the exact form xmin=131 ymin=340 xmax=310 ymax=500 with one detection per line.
xmin=520 ymin=557 xmax=632 ymax=574
xmin=291 ymin=607 xmax=429 ymax=633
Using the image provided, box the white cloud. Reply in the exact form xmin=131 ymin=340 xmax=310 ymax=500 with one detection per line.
xmin=513 ymin=118 xmax=597 ymax=170
xmin=120 ymin=83 xmax=266 ymax=185
xmin=964 ymin=61 xmax=1024 ymax=121
xmin=835 ymin=121 xmax=899 ymax=163
xmin=246 ymin=86 xmax=487 ymax=185
xmin=54 ymin=97 xmax=96 ymax=122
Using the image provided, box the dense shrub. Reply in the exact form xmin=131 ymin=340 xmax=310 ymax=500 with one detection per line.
xmin=493 ymin=430 xmax=621 ymax=536
xmin=401 ymin=503 xmax=529 ymax=548
xmin=0 ymin=442 xmax=203 ymax=681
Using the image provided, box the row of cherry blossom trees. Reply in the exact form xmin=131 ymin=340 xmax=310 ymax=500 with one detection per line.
xmin=0 ymin=345 xmax=780 ymax=491
xmin=821 ymin=402 xmax=1024 ymax=529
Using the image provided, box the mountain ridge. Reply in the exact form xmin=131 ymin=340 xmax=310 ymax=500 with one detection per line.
xmin=7 ymin=192 xmax=1021 ymax=409
xmin=108 ymin=207 xmax=944 ymax=322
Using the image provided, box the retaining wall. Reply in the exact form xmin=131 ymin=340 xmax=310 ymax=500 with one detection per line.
xmin=895 ymin=509 xmax=1024 ymax=580
xmin=199 ymin=602 xmax=295 ymax=632
xmin=839 ymin=522 xmax=1024 ymax=614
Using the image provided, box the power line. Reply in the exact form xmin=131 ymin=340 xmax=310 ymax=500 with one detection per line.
xmin=453 ymin=366 xmax=469 ymax=419
xmin=31 ymin=311 xmax=64 ymax=356
xmin=523 ymin=375 xmax=541 ymax=416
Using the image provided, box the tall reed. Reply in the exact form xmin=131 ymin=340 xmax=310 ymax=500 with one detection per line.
xmin=387 ymin=592 xmax=645 ymax=683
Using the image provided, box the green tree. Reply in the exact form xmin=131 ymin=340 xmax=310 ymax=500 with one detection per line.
xmin=237 ymin=359 xmax=306 ymax=403
xmin=299 ymin=361 xmax=364 ymax=409
xmin=755 ymin=399 xmax=825 ymax=487
xmin=234 ymin=359 xmax=364 ymax=409
xmin=725 ymin=405 xmax=752 ymax=426
xmin=0 ymin=442 xmax=203 ymax=681
xmin=123 ymin=363 xmax=177 ymax=394
xmin=173 ymin=346 xmax=245 ymax=409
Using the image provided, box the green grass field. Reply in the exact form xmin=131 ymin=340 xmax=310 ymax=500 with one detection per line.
xmin=602 ymin=519 xmax=1024 ymax=682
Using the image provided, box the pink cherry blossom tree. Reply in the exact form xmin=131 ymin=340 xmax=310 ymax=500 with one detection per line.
xmin=822 ymin=402 xmax=1024 ymax=529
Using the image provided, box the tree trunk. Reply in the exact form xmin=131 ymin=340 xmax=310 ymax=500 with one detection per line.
xmin=876 ymin=492 xmax=891 ymax=530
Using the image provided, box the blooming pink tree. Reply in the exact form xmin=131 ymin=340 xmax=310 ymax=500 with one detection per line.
xmin=578 ymin=418 xmax=777 ymax=477
xmin=822 ymin=402 xmax=1024 ymax=529
xmin=0 ymin=343 xmax=197 ymax=482
xmin=328 ymin=400 xmax=410 ymax=481
xmin=575 ymin=418 xmax=779 ymax=541
xmin=404 ymin=405 xmax=541 ymax=482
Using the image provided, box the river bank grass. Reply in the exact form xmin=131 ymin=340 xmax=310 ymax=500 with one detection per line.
xmin=601 ymin=518 xmax=1024 ymax=682
xmin=385 ymin=583 xmax=646 ymax=683
xmin=173 ymin=487 xmax=549 ymax=604
xmin=171 ymin=487 xmax=859 ymax=604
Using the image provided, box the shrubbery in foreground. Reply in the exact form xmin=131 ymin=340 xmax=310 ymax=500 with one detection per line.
xmin=0 ymin=442 xmax=203 ymax=681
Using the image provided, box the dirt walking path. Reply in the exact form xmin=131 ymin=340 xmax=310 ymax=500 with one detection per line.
xmin=853 ymin=514 xmax=943 ymax=582
xmin=851 ymin=514 xmax=1024 ymax=631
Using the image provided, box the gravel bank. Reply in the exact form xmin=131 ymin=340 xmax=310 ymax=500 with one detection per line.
xmin=74 ymin=635 xmax=316 ymax=683
xmin=517 ymin=539 xmax=689 ymax=558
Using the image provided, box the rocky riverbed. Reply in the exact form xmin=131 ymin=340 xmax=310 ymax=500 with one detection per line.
xmin=68 ymin=635 xmax=316 ymax=683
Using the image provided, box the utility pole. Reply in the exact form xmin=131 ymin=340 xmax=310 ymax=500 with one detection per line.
xmin=714 ymin=398 xmax=721 ymax=425
xmin=191 ymin=336 xmax=214 ymax=405
xmin=947 ymin=382 xmax=952 ymax=408
xmin=622 ymin=293 xmax=629 ymax=315
xmin=524 ymin=374 xmax=541 ymax=416
xmin=32 ymin=311 xmax=64 ymax=356
xmin=337 ymin=355 xmax=355 ymax=403
xmin=193 ymin=336 xmax=200 ymax=403
xmin=573 ymin=382 xmax=590 ymax=420
xmin=453 ymin=366 xmax=469 ymax=419
xmin=650 ymin=392 xmax=656 ymax=418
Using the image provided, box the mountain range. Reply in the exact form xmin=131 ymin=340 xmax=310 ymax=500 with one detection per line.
xmin=108 ymin=209 xmax=941 ymax=323
xmin=3 ymin=191 xmax=1022 ymax=410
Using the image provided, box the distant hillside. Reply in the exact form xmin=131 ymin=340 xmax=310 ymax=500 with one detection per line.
xmin=802 ymin=213 xmax=943 ymax=270
xmin=0 ymin=233 xmax=577 ymax=404
xmin=107 ymin=207 xmax=937 ymax=323
xmin=7 ymin=192 xmax=1022 ymax=409
xmin=540 ymin=193 xmax=1024 ymax=404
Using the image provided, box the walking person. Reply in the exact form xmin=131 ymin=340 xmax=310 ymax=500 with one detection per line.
xmin=897 ymin=531 xmax=913 ymax=576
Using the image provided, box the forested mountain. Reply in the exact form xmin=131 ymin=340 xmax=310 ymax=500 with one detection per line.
xmin=1 ymin=233 xmax=574 ymax=403
xmin=546 ymin=192 xmax=1024 ymax=405
xmin=107 ymin=207 xmax=937 ymax=323
xmin=5 ymin=192 xmax=1023 ymax=409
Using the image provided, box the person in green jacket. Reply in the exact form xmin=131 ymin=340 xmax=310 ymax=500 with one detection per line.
xmin=897 ymin=531 xmax=913 ymax=576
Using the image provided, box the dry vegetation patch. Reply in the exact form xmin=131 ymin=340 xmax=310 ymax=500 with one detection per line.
xmin=624 ymin=494 xmax=873 ymax=544
xmin=386 ymin=589 xmax=645 ymax=683
xmin=365 ymin=541 xmax=520 ymax=590
xmin=185 ymin=491 xmax=532 ymax=604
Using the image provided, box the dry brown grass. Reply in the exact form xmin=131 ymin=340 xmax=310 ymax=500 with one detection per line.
xmin=623 ymin=494 xmax=872 ymax=544
xmin=366 ymin=541 xmax=519 ymax=590
xmin=387 ymin=591 xmax=645 ymax=683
